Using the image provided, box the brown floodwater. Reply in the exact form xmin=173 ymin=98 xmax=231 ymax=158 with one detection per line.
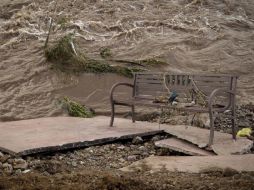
xmin=0 ymin=0 xmax=254 ymax=120
xmin=56 ymin=73 xmax=132 ymax=112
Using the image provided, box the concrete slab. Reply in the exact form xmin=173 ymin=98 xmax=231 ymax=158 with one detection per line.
xmin=160 ymin=124 xmax=253 ymax=155
xmin=121 ymin=155 xmax=254 ymax=173
xmin=0 ymin=116 xmax=252 ymax=156
xmin=0 ymin=116 xmax=162 ymax=156
xmin=155 ymin=138 xmax=215 ymax=156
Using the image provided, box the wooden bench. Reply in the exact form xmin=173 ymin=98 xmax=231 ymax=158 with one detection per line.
xmin=109 ymin=72 xmax=238 ymax=146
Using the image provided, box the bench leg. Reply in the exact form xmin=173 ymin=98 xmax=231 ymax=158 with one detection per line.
xmin=231 ymin=99 xmax=236 ymax=140
xmin=110 ymin=103 xmax=115 ymax=127
xmin=131 ymin=105 xmax=135 ymax=123
xmin=191 ymin=113 xmax=196 ymax=126
xmin=208 ymin=110 xmax=215 ymax=147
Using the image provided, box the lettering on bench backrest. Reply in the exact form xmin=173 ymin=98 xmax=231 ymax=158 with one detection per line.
xmin=134 ymin=73 xmax=167 ymax=99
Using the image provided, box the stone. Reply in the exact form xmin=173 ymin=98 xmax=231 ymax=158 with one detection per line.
xmin=22 ymin=169 xmax=31 ymax=174
xmin=138 ymin=146 xmax=146 ymax=151
xmin=0 ymin=151 xmax=3 ymax=157
xmin=7 ymin=158 xmax=14 ymax=164
xmin=3 ymin=163 xmax=13 ymax=174
xmin=141 ymin=152 xmax=149 ymax=157
xmin=222 ymin=168 xmax=239 ymax=177
xmin=71 ymin=161 xmax=77 ymax=167
xmin=117 ymin=145 xmax=125 ymax=150
xmin=15 ymin=169 xmax=22 ymax=175
xmin=238 ymin=121 xmax=250 ymax=128
xmin=13 ymin=162 xmax=28 ymax=170
xmin=151 ymin=135 xmax=161 ymax=142
xmin=127 ymin=155 xmax=137 ymax=161
xmin=0 ymin=155 xmax=10 ymax=163
xmin=118 ymin=158 xmax=125 ymax=163
xmin=232 ymin=174 xmax=241 ymax=180
xmin=132 ymin=151 xmax=141 ymax=155
xmin=13 ymin=159 xmax=28 ymax=170
xmin=132 ymin=136 xmax=143 ymax=144
xmin=194 ymin=113 xmax=210 ymax=128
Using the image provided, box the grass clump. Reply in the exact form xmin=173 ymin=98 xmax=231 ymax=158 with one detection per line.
xmin=57 ymin=16 xmax=69 ymax=29
xmin=100 ymin=47 xmax=112 ymax=59
xmin=45 ymin=34 xmax=143 ymax=77
xmin=138 ymin=59 xmax=167 ymax=66
xmin=45 ymin=34 xmax=78 ymax=65
xmin=61 ymin=97 xmax=94 ymax=118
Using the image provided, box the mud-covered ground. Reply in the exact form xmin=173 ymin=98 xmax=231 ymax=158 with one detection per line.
xmin=1 ymin=135 xmax=254 ymax=190
xmin=1 ymin=169 xmax=254 ymax=190
xmin=0 ymin=0 xmax=254 ymax=120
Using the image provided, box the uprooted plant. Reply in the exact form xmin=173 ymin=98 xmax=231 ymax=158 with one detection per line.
xmin=61 ymin=97 xmax=95 ymax=118
xmin=44 ymin=34 xmax=141 ymax=77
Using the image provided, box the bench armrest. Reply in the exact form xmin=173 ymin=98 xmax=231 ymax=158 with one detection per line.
xmin=110 ymin=82 xmax=134 ymax=102
xmin=208 ymin=88 xmax=235 ymax=111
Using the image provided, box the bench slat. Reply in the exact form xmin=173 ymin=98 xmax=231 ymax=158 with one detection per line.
xmin=192 ymin=76 xmax=231 ymax=82
xmin=193 ymin=81 xmax=231 ymax=88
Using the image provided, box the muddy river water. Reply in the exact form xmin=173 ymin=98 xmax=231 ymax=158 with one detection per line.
xmin=0 ymin=0 xmax=254 ymax=120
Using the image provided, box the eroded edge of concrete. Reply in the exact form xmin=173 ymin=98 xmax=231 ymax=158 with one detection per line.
xmin=155 ymin=138 xmax=215 ymax=156
xmin=7 ymin=130 xmax=163 ymax=156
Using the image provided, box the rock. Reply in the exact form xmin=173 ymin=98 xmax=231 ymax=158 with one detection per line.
xmin=117 ymin=145 xmax=125 ymax=150
xmin=79 ymin=161 xmax=84 ymax=165
xmin=222 ymin=168 xmax=239 ymax=177
xmin=22 ymin=169 xmax=31 ymax=174
xmin=151 ymin=136 xmax=161 ymax=142
xmin=118 ymin=158 xmax=125 ymax=163
xmin=0 ymin=162 xmax=3 ymax=169
xmin=71 ymin=161 xmax=77 ymax=167
xmin=43 ymin=171 xmax=50 ymax=176
xmin=138 ymin=146 xmax=146 ymax=151
xmin=194 ymin=113 xmax=210 ymax=128
xmin=132 ymin=151 xmax=141 ymax=155
xmin=127 ymin=155 xmax=137 ymax=161
xmin=15 ymin=169 xmax=22 ymax=175
xmin=0 ymin=151 xmax=4 ymax=157
xmin=3 ymin=163 xmax=13 ymax=174
xmin=0 ymin=155 xmax=10 ymax=163
xmin=141 ymin=152 xmax=149 ymax=157
xmin=232 ymin=174 xmax=241 ymax=180
xmin=238 ymin=121 xmax=250 ymax=128
xmin=7 ymin=158 xmax=14 ymax=164
xmin=13 ymin=159 xmax=28 ymax=170
xmin=13 ymin=162 xmax=28 ymax=170
xmin=132 ymin=136 xmax=143 ymax=144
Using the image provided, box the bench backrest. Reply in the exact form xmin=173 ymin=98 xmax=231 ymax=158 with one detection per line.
xmin=133 ymin=72 xmax=237 ymax=104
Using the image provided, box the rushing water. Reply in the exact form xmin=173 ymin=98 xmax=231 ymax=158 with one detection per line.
xmin=0 ymin=0 xmax=254 ymax=120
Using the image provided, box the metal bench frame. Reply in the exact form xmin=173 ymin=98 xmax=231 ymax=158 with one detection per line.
xmin=110 ymin=72 xmax=238 ymax=146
